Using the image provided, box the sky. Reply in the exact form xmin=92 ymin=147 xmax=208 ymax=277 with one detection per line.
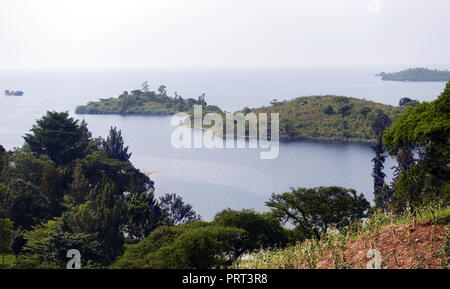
xmin=0 ymin=0 xmax=449 ymax=69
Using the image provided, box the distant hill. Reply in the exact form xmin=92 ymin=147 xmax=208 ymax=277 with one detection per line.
xmin=377 ymin=67 xmax=450 ymax=82
xmin=75 ymin=88 xmax=221 ymax=115
xmin=243 ymin=95 xmax=403 ymax=143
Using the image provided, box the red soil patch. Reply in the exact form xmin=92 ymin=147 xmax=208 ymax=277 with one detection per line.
xmin=318 ymin=218 xmax=449 ymax=269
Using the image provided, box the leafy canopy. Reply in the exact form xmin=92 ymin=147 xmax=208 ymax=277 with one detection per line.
xmin=24 ymin=111 xmax=91 ymax=165
xmin=266 ymin=186 xmax=370 ymax=240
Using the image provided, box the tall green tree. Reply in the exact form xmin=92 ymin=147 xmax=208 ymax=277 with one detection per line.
xmin=0 ymin=218 xmax=14 ymax=264
xmin=82 ymin=150 xmax=153 ymax=195
xmin=266 ymin=186 xmax=370 ymax=240
xmin=157 ymin=85 xmax=167 ymax=95
xmin=141 ymin=81 xmax=150 ymax=93
xmin=1 ymin=179 xmax=50 ymax=229
xmin=68 ymin=160 xmax=90 ymax=205
xmin=10 ymin=227 xmax=26 ymax=258
xmin=24 ymin=111 xmax=92 ymax=166
xmin=0 ymin=144 xmax=6 ymax=178
xmin=125 ymin=191 xmax=163 ymax=242
xmin=213 ymin=209 xmax=288 ymax=259
xmin=91 ymin=183 xmax=127 ymax=264
xmin=39 ymin=165 xmax=65 ymax=217
xmin=102 ymin=127 xmax=131 ymax=162
xmin=160 ymin=193 xmax=201 ymax=226
xmin=37 ymin=225 xmax=103 ymax=268
xmin=369 ymin=109 xmax=391 ymax=209
xmin=384 ymin=81 xmax=450 ymax=209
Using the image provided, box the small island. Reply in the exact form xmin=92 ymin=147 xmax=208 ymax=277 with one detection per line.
xmin=4 ymin=90 xmax=24 ymax=96
xmin=75 ymin=82 xmax=222 ymax=115
xmin=376 ymin=67 xmax=450 ymax=82
xmin=232 ymin=95 xmax=403 ymax=143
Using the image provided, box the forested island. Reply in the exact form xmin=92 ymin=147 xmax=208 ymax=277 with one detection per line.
xmin=232 ymin=95 xmax=403 ymax=143
xmin=377 ymin=67 xmax=450 ymax=82
xmin=75 ymin=82 xmax=221 ymax=115
xmin=4 ymin=90 xmax=24 ymax=96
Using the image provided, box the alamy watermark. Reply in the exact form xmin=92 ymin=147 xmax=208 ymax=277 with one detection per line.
xmin=171 ymin=105 xmax=280 ymax=159
xmin=66 ymin=249 xmax=81 ymax=269
xmin=366 ymin=249 xmax=381 ymax=269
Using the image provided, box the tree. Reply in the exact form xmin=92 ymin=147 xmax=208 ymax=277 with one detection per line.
xmin=322 ymin=105 xmax=335 ymax=115
xmin=0 ymin=144 xmax=6 ymax=177
xmin=198 ymin=93 xmax=206 ymax=106
xmin=160 ymin=193 xmax=201 ymax=226
xmin=102 ymin=127 xmax=131 ymax=162
xmin=0 ymin=218 xmax=14 ymax=264
xmin=24 ymin=111 xmax=92 ymax=165
xmin=141 ymin=81 xmax=150 ymax=93
xmin=39 ymin=165 xmax=65 ymax=217
xmin=82 ymin=150 xmax=153 ymax=195
xmin=6 ymin=149 xmax=54 ymax=186
xmin=372 ymin=139 xmax=387 ymax=208
xmin=213 ymin=209 xmax=288 ymax=259
xmin=37 ymin=226 xmax=103 ymax=268
xmin=91 ymin=184 xmax=127 ymax=264
xmin=399 ymin=97 xmax=419 ymax=107
xmin=369 ymin=109 xmax=391 ymax=209
xmin=266 ymin=186 xmax=370 ymax=240
xmin=390 ymin=144 xmax=415 ymax=187
xmin=157 ymin=85 xmax=167 ymax=95
xmin=338 ymin=104 xmax=353 ymax=116
xmin=68 ymin=161 xmax=90 ymax=205
xmin=2 ymin=179 xmax=50 ymax=229
xmin=111 ymin=222 xmax=245 ymax=269
xmin=125 ymin=191 xmax=164 ymax=242
xmin=10 ymin=227 xmax=26 ymax=258
xmin=360 ymin=107 xmax=372 ymax=118
xmin=384 ymin=81 xmax=450 ymax=209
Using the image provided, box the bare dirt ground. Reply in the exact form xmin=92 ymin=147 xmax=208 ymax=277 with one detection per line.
xmin=318 ymin=217 xmax=449 ymax=269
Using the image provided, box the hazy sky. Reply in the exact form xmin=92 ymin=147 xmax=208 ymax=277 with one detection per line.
xmin=0 ymin=0 xmax=449 ymax=69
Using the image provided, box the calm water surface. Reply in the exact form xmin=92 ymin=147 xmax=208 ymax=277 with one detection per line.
xmin=0 ymin=67 xmax=445 ymax=219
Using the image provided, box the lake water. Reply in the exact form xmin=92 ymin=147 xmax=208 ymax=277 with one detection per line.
xmin=0 ymin=67 xmax=446 ymax=219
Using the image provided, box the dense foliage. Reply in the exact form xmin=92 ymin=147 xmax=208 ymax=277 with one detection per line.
xmin=377 ymin=67 xmax=450 ymax=82
xmin=75 ymin=83 xmax=221 ymax=115
xmin=0 ymin=112 xmax=201 ymax=268
xmin=384 ymin=81 xmax=450 ymax=210
xmin=266 ymin=186 xmax=370 ymax=240
xmin=246 ymin=95 xmax=402 ymax=143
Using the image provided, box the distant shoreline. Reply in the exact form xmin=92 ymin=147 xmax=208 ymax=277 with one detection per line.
xmin=377 ymin=67 xmax=450 ymax=82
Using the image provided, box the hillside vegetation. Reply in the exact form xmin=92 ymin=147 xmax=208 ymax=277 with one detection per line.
xmin=75 ymin=84 xmax=221 ymax=115
xmin=233 ymin=204 xmax=450 ymax=269
xmin=246 ymin=95 xmax=403 ymax=143
xmin=377 ymin=67 xmax=450 ymax=82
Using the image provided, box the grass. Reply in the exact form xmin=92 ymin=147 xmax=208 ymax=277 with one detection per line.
xmin=233 ymin=202 xmax=450 ymax=269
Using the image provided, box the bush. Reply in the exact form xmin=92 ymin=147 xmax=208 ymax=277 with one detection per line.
xmin=213 ymin=209 xmax=289 ymax=253
xmin=111 ymin=222 xmax=245 ymax=269
xmin=322 ymin=105 xmax=335 ymax=115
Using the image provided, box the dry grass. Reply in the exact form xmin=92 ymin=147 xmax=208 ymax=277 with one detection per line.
xmin=233 ymin=203 xmax=450 ymax=269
